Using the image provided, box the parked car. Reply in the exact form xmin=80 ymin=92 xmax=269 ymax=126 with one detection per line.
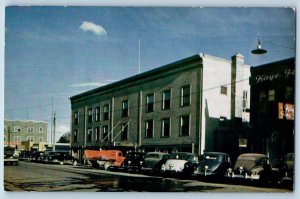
xmin=279 ymin=153 xmax=294 ymax=181
xmin=84 ymin=150 xmax=125 ymax=170
xmin=122 ymin=151 xmax=147 ymax=172
xmin=4 ymin=147 xmax=19 ymax=166
xmin=31 ymin=151 xmax=45 ymax=162
xmin=40 ymin=151 xmax=58 ymax=164
xmin=227 ymin=153 xmax=280 ymax=185
xmin=194 ymin=152 xmax=231 ymax=177
xmin=142 ymin=152 xmax=169 ymax=173
xmin=48 ymin=152 xmax=78 ymax=165
xmin=161 ymin=152 xmax=199 ymax=176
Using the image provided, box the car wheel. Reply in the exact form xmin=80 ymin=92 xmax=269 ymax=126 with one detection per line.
xmin=104 ymin=162 xmax=112 ymax=170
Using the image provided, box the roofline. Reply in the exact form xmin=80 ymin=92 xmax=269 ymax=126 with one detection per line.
xmin=70 ymin=54 xmax=202 ymax=101
xmin=4 ymin=119 xmax=48 ymax=124
xmin=252 ymin=57 xmax=295 ymax=68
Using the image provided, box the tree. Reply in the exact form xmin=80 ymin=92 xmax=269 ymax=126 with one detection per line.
xmin=57 ymin=132 xmax=70 ymax=143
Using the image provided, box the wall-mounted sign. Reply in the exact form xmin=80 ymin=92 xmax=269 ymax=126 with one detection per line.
xmin=278 ymin=102 xmax=294 ymax=120
xmin=239 ymin=139 xmax=247 ymax=147
xmin=255 ymin=68 xmax=295 ymax=83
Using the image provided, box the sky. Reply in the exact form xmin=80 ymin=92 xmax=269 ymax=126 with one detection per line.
xmin=4 ymin=7 xmax=296 ymax=142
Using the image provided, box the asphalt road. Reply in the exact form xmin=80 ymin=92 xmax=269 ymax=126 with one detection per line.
xmin=4 ymin=161 xmax=293 ymax=192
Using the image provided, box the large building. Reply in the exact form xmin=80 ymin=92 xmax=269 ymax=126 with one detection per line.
xmin=249 ymin=58 xmax=295 ymax=166
xmin=4 ymin=120 xmax=48 ymax=148
xmin=70 ymin=53 xmax=250 ymax=160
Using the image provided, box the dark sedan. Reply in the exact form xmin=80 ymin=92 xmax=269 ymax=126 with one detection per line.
xmin=122 ymin=151 xmax=147 ymax=172
xmin=194 ymin=152 xmax=231 ymax=177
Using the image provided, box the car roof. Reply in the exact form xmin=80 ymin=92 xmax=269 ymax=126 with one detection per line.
xmin=146 ymin=152 xmax=168 ymax=155
xmin=203 ymin=152 xmax=229 ymax=156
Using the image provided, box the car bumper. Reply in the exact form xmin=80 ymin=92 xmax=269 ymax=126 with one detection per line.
xmin=226 ymin=173 xmax=260 ymax=180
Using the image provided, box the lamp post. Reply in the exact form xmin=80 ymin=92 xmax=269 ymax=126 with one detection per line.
xmin=251 ymin=38 xmax=267 ymax=55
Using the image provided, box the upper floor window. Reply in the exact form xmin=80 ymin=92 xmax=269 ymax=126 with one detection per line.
xmin=180 ymin=115 xmax=190 ymax=136
xmin=162 ymin=90 xmax=171 ymax=110
xmin=28 ymin=126 xmax=34 ymax=133
xmin=39 ymin=127 xmax=43 ymax=134
xmin=121 ymin=123 xmax=128 ymax=140
xmin=181 ymin=85 xmax=190 ymax=106
xmin=221 ymin=86 xmax=228 ymax=95
xmin=95 ymin=126 xmax=100 ymax=141
xmin=258 ymin=91 xmax=267 ymax=115
xmin=103 ymin=104 xmax=110 ymax=120
xmin=87 ymin=128 xmax=93 ymax=142
xmin=27 ymin=136 xmax=34 ymax=142
xmin=162 ymin=118 xmax=170 ymax=137
xmin=243 ymin=90 xmax=248 ymax=109
xmin=88 ymin=108 xmax=93 ymax=123
xmin=95 ymin=107 xmax=100 ymax=122
xmin=74 ymin=112 xmax=79 ymax=125
xmin=122 ymin=100 xmax=129 ymax=117
xmin=39 ymin=137 xmax=43 ymax=142
xmin=146 ymin=93 xmax=154 ymax=112
xmin=102 ymin=125 xmax=109 ymax=142
xmin=13 ymin=126 xmax=21 ymax=133
xmin=14 ymin=136 xmax=21 ymax=142
xmin=145 ymin=120 xmax=154 ymax=138
xmin=268 ymin=89 xmax=275 ymax=101
xmin=73 ymin=129 xmax=78 ymax=143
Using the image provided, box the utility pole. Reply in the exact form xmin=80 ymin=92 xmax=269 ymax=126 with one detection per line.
xmin=50 ymin=97 xmax=53 ymax=143
xmin=52 ymin=111 xmax=56 ymax=151
xmin=138 ymin=35 xmax=141 ymax=74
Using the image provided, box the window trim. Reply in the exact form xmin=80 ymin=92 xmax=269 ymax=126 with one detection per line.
xmin=102 ymin=125 xmax=109 ymax=141
xmin=103 ymin=104 xmax=110 ymax=120
xmin=74 ymin=111 xmax=79 ymax=125
xmin=162 ymin=89 xmax=171 ymax=110
xmin=145 ymin=119 xmax=154 ymax=138
xmin=95 ymin=126 xmax=100 ymax=141
xmin=161 ymin=117 xmax=171 ymax=138
xmin=73 ymin=129 xmax=78 ymax=143
xmin=221 ymin=86 xmax=228 ymax=95
xmin=180 ymin=85 xmax=191 ymax=107
xmin=180 ymin=114 xmax=190 ymax=136
xmin=146 ymin=93 xmax=155 ymax=113
xmin=88 ymin=108 xmax=93 ymax=123
xmin=122 ymin=100 xmax=129 ymax=117
xmin=95 ymin=107 xmax=101 ymax=122
xmin=87 ymin=128 xmax=93 ymax=142
xmin=121 ymin=123 xmax=129 ymax=140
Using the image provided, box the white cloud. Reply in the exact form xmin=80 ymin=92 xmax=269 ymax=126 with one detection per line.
xmin=79 ymin=21 xmax=107 ymax=36
xmin=56 ymin=124 xmax=70 ymax=134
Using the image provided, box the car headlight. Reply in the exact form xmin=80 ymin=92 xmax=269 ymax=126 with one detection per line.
xmin=128 ymin=160 xmax=131 ymax=165
xmin=140 ymin=161 xmax=143 ymax=165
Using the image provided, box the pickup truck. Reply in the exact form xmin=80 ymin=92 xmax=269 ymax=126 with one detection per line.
xmin=4 ymin=147 xmax=19 ymax=166
xmin=84 ymin=150 xmax=125 ymax=170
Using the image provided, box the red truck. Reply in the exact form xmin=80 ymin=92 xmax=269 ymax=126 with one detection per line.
xmin=84 ymin=150 xmax=125 ymax=170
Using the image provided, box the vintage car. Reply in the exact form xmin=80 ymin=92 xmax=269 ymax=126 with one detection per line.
xmin=279 ymin=153 xmax=294 ymax=181
xmin=30 ymin=151 xmax=45 ymax=162
xmin=142 ymin=152 xmax=169 ymax=173
xmin=161 ymin=152 xmax=199 ymax=176
xmin=48 ymin=152 xmax=78 ymax=165
xmin=194 ymin=152 xmax=231 ymax=177
xmin=41 ymin=151 xmax=60 ymax=164
xmin=122 ymin=151 xmax=147 ymax=172
xmin=227 ymin=153 xmax=280 ymax=184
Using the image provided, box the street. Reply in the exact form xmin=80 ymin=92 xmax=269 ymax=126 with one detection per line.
xmin=4 ymin=161 xmax=293 ymax=192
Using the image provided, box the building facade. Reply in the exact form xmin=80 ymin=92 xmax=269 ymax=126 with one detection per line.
xmin=249 ymin=58 xmax=295 ymax=166
xmin=70 ymin=53 xmax=250 ymax=159
xmin=4 ymin=120 xmax=48 ymax=148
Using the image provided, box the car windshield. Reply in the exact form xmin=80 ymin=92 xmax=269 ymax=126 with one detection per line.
xmin=234 ymin=159 xmax=256 ymax=170
xmin=169 ymin=153 xmax=193 ymax=161
xmin=145 ymin=154 xmax=159 ymax=159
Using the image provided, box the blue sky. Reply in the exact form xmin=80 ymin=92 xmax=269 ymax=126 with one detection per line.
xmin=4 ymin=7 xmax=295 ymax=141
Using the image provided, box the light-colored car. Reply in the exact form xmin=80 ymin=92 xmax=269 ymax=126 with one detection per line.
xmin=142 ymin=152 xmax=169 ymax=173
xmin=161 ymin=152 xmax=199 ymax=176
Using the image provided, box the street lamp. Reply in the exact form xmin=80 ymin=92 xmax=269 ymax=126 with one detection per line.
xmin=251 ymin=39 xmax=267 ymax=55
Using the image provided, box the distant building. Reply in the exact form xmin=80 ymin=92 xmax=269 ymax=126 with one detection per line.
xmin=70 ymin=53 xmax=250 ymax=160
xmin=4 ymin=120 xmax=48 ymax=149
xmin=249 ymin=58 xmax=295 ymax=166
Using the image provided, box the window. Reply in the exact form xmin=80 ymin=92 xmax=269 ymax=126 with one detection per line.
xmin=13 ymin=126 xmax=21 ymax=132
xmin=73 ymin=129 xmax=78 ymax=143
xmin=122 ymin=100 xmax=129 ymax=117
xmin=103 ymin=125 xmax=109 ymax=141
xmin=103 ymin=104 xmax=109 ymax=120
xmin=145 ymin=120 xmax=154 ymax=138
xmin=285 ymin=87 xmax=293 ymax=101
xmin=162 ymin=118 xmax=170 ymax=137
xmin=243 ymin=90 xmax=248 ymax=109
xmin=121 ymin=123 xmax=128 ymax=140
xmin=27 ymin=136 xmax=34 ymax=142
xmin=39 ymin=137 xmax=43 ymax=142
xmin=268 ymin=90 xmax=275 ymax=101
xmin=28 ymin=126 xmax=34 ymax=133
xmin=13 ymin=136 xmax=21 ymax=142
xmin=221 ymin=86 xmax=227 ymax=95
xmin=258 ymin=91 xmax=267 ymax=114
xmin=39 ymin=127 xmax=43 ymax=134
xmin=146 ymin=93 xmax=154 ymax=112
xmin=95 ymin=127 xmax=100 ymax=141
xmin=181 ymin=85 xmax=190 ymax=106
xmin=180 ymin=115 xmax=190 ymax=136
xmin=95 ymin=107 xmax=100 ymax=122
xmin=88 ymin=108 xmax=93 ymax=123
xmin=74 ymin=112 xmax=79 ymax=125
xmin=87 ymin=128 xmax=92 ymax=142
xmin=163 ymin=90 xmax=171 ymax=110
